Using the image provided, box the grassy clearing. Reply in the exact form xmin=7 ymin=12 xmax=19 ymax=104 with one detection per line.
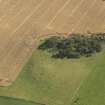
xmin=0 ymin=49 xmax=104 ymax=105
xmin=0 ymin=96 xmax=41 ymax=105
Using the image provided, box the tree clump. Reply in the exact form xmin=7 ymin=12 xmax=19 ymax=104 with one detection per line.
xmin=38 ymin=33 xmax=105 ymax=59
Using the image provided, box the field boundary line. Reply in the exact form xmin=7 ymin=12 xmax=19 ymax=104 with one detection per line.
xmin=69 ymin=69 xmax=93 ymax=105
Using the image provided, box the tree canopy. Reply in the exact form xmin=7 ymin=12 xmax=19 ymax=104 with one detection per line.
xmin=38 ymin=33 xmax=105 ymax=59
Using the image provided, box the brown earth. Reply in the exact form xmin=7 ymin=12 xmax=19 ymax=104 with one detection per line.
xmin=0 ymin=0 xmax=105 ymax=86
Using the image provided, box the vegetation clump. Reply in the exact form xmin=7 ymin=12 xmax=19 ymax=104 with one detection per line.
xmin=38 ymin=33 xmax=105 ymax=59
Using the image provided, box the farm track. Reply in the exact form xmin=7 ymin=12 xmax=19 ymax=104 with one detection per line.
xmin=0 ymin=0 xmax=105 ymax=86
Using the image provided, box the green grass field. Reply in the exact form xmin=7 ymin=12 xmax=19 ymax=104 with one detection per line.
xmin=71 ymin=50 xmax=105 ymax=105
xmin=0 ymin=49 xmax=105 ymax=105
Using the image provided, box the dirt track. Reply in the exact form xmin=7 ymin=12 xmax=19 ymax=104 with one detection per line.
xmin=0 ymin=0 xmax=105 ymax=86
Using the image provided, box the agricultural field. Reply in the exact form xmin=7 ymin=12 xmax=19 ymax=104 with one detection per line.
xmin=0 ymin=0 xmax=105 ymax=85
xmin=71 ymin=50 xmax=105 ymax=105
xmin=0 ymin=0 xmax=105 ymax=105
xmin=0 ymin=49 xmax=105 ymax=105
